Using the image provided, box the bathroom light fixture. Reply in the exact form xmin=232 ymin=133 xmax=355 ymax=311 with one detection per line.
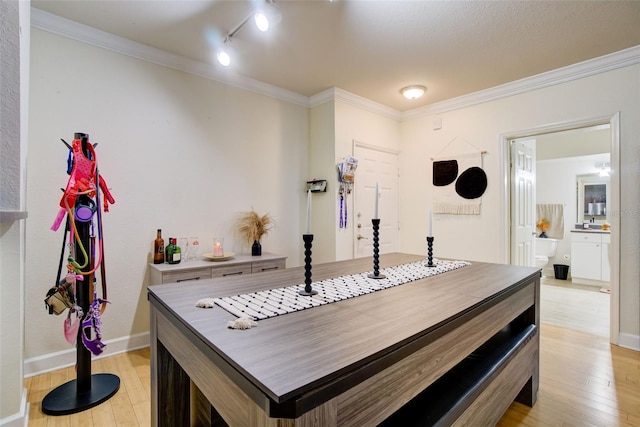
xmin=595 ymin=161 xmax=610 ymax=177
xmin=216 ymin=0 xmax=280 ymax=66
xmin=401 ymin=85 xmax=427 ymax=100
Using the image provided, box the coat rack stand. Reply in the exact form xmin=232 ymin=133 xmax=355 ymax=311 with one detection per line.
xmin=42 ymin=133 xmax=119 ymax=415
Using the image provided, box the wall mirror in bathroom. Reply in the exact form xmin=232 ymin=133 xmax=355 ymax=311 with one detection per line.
xmin=576 ymin=173 xmax=610 ymax=224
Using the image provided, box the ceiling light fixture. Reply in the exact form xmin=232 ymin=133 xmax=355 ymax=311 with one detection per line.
xmin=216 ymin=0 xmax=280 ymax=66
xmin=216 ymin=43 xmax=232 ymax=67
xmin=401 ymin=85 xmax=426 ymax=100
xmin=596 ymin=162 xmax=610 ymax=177
xmin=254 ymin=0 xmax=281 ymax=32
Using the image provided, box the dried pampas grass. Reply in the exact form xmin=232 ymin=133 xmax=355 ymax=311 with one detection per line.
xmin=235 ymin=210 xmax=275 ymax=245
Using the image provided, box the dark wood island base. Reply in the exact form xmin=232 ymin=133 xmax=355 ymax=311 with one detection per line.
xmin=148 ymin=253 xmax=540 ymax=426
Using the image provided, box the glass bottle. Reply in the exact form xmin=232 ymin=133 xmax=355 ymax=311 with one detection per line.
xmin=153 ymin=229 xmax=165 ymax=264
xmin=166 ymin=238 xmax=181 ymax=264
xmin=172 ymin=238 xmax=182 ymax=264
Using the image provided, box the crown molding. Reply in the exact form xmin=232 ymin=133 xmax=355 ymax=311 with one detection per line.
xmin=30 ymin=8 xmax=310 ymax=108
xmin=310 ymin=88 xmax=402 ymax=121
xmin=402 ymin=45 xmax=640 ymax=120
xmin=31 ymin=8 xmax=639 ymax=120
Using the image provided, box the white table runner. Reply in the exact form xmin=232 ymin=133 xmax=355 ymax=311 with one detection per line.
xmin=208 ymin=259 xmax=470 ymax=321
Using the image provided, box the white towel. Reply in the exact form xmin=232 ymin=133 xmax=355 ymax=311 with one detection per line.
xmin=536 ymin=204 xmax=564 ymax=239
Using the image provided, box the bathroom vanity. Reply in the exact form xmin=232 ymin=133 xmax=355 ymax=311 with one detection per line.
xmin=570 ymin=230 xmax=610 ymax=285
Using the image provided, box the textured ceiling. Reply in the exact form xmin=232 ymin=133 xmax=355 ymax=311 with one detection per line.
xmin=32 ymin=0 xmax=640 ymax=111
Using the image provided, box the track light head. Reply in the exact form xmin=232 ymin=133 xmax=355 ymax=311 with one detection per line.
xmin=254 ymin=0 xmax=281 ymax=32
xmin=217 ymin=38 xmax=232 ymax=66
xmin=255 ymin=11 xmax=270 ymax=32
xmin=217 ymin=49 xmax=231 ymax=66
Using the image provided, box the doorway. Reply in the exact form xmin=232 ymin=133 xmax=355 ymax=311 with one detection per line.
xmin=504 ymin=115 xmax=620 ymax=344
xmin=353 ymin=142 xmax=400 ymax=258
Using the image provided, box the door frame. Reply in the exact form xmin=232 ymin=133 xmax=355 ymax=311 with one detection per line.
xmin=352 ymin=140 xmax=400 ymax=259
xmin=500 ymin=113 xmax=620 ymax=344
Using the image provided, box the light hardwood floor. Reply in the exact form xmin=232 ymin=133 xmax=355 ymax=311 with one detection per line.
xmin=25 ymin=323 xmax=639 ymax=426
xmin=26 ymin=348 xmax=151 ymax=426
xmin=540 ymin=276 xmax=610 ymax=337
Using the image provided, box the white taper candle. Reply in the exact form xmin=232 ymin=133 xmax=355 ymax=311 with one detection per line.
xmin=429 ymin=208 xmax=433 ymax=237
xmin=374 ymin=181 xmax=379 ymax=219
xmin=306 ymin=189 xmax=312 ymax=234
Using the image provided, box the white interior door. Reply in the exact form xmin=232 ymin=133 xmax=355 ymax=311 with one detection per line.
xmin=354 ymin=144 xmax=399 ymax=258
xmin=511 ymin=138 xmax=536 ymax=267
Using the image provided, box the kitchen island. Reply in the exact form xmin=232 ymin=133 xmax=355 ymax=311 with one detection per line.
xmin=148 ymin=253 xmax=540 ymax=426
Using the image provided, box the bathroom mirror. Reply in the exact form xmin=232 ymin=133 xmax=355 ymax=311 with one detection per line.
xmin=576 ymin=173 xmax=610 ymax=223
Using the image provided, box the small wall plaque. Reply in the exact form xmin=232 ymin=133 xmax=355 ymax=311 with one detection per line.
xmin=306 ymin=179 xmax=327 ymax=193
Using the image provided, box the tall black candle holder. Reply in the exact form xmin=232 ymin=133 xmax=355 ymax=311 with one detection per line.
xmin=299 ymin=234 xmax=317 ymax=296
xmin=427 ymin=236 xmax=435 ymax=267
xmin=368 ymin=218 xmax=386 ymax=279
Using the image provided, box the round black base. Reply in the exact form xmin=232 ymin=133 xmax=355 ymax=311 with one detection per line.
xmin=368 ymin=273 xmax=387 ymax=279
xmin=299 ymin=289 xmax=318 ymax=296
xmin=42 ymin=373 xmax=120 ymax=415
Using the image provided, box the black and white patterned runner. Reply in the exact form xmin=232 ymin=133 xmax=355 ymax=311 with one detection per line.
xmin=203 ymin=259 xmax=470 ymax=321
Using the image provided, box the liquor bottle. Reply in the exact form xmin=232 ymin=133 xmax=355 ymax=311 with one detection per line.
xmin=165 ymin=237 xmax=174 ymax=264
xmin=173 ymin=238 xmax=182 ymax=264
xmin=166 ymin=238 xmax=181 ymax=264
xmin=153 ymin=229 xmax=165 ymax=264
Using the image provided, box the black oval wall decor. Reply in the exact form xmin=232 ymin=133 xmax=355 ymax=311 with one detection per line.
xmin=455 ymin=166 xmax=487 ymax=199
xmin=433 ymin=160 xmax=459 ymax=186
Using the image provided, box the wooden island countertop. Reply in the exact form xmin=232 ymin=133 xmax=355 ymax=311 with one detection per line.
xmin=148 ymin=253 xmax=540 ymax=426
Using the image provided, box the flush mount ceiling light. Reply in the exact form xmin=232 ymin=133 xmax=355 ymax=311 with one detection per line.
xmin=216 ymin=0 xmax=280 ymax=66
xmin=401 ymin=85 xmax=426 ymax=100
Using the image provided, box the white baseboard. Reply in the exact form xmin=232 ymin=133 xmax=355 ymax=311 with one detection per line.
xmin=0 ymin=387 xmax=28 ymax=427
xmin=618 ymin=332 xmax=640 ymax=351
xmin=24 ymin=332 xmax=150 ymax=377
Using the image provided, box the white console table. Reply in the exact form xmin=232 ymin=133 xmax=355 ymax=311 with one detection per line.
xmin=149 ymin=253 xmax=286 ymax=285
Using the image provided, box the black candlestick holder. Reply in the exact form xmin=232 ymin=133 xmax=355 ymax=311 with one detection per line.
xmin=299 ymin=234 xmax=317 ymax=296
xmin=368 ymin=218 xmax=386 ymax=279
xmin=427 ymin=236 xmax=435 ymax=267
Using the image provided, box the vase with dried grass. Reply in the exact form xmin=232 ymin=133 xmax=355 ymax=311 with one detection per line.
xmin=235 ymin=210 xmax=275 ymax=256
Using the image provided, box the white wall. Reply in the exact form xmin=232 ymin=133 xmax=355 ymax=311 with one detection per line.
xmin=536 ymin=153 xmax=610 ymax=274
xmin=309 ymin=101 xmax=336 ymax=264
xmin=25 ymin=29 xmax=309 ymax=366
xmin=400 ymin=65 xmax=640 ymax=345
xmin=334 ymin=100 xmax=401 ymax=261
xmin=0 ymin=1 xmax=29 ymax=425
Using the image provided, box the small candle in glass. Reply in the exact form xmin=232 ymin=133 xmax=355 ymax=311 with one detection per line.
xmin=213 ymin=237 xmax=224 ymax=257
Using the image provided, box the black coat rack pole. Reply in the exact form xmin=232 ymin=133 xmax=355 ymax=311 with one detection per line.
xmin=42 ymin=133 xmax=119 ymax=415
xmin=75 ymin=135 xmax=92 ymax=392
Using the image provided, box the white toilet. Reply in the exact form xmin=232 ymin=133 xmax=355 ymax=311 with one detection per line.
xmin=535 ymin=238 xmax=558 ymax=274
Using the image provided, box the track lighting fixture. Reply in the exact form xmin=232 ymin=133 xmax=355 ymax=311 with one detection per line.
xmin=216 ymin=0 xmax=281 ymax=66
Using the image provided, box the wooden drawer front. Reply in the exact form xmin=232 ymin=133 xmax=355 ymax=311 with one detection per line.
xmin=251 ymin=259 xmax=286 ymax=274
xmin=211 ymin=263 xmax=252 ymax=278
xmin=601 ymin=233 xmax=611 ymax=244
xmin=163 ymin=268 xmax=212 ymax=284
xmin=571 ymin=233 xmax=601 ymax=243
